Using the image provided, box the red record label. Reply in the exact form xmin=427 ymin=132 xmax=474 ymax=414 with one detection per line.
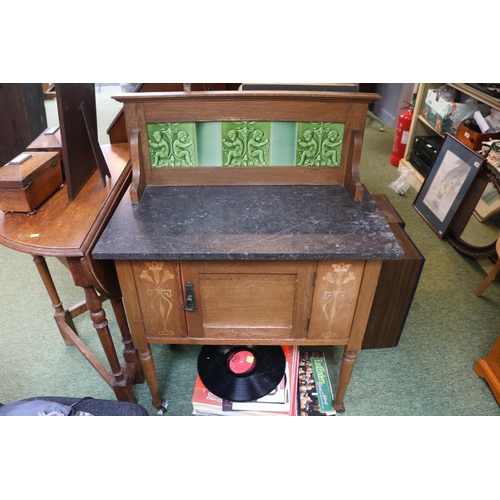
xmin=228 ymin=350 xmax=256 ymax=374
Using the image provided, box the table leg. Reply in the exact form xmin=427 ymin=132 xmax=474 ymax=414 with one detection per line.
xmin=110 ymin=297 xmax=145 ymax=384
xmin=135 ymin=343 xmax=164 ymax=409
xmin=83 ymin=285 xmax=136 ymax=403
xmin=333 ymin=347 xmax=358 ymax=413
xmin=32 ymin=255 xmax=78 ymax=346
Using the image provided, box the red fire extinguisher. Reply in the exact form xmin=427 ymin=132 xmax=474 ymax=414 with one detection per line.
xmin=390 ymin=100 xmax=414 ymax=166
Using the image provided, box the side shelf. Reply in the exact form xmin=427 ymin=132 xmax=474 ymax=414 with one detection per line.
xmin=362 ymin=194 xmax=425 ymax=349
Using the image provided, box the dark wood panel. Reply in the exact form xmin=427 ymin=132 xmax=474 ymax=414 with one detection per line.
xmin=0 ymin=83 xmax=47 ymax=165
xmin=362 ymin=195 xmax=424 ymax=349
xmin=55 ymin=83 xmax=98 ymax=201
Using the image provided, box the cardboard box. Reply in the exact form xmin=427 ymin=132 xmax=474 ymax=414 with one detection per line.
xmin=456 ymin=123 xmax=500 ymax=151
xmin=0 ymin=151 xmax=63 ymax=212
xmin=422 ymin=89 xmax=467 ymax=135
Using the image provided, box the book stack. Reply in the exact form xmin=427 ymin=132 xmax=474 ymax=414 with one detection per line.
xmin=191 ymin=345 xmax=299 ymax=416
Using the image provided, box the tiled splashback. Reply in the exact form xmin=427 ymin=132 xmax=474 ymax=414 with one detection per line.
xmin=146 ymin=121 xmax=345 ymax=167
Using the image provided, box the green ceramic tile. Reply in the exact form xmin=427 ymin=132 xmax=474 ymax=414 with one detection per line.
xmin=296 ymin=122 xmax=344 ymax=166
xmin=270 ymin=122 xmax=296 ymax=166
xmin=196 ymin=122 xmax=222 ymax=166
xmin=147 ymin=123 xmax=197 ymax=167
xmin=221 ymin=122 xmax=271 ymax=166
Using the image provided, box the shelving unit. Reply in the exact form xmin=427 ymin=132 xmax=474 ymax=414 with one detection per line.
xmin=400 ymin=83 xmax=500 ymax=220
xmin=398 ymin=83 xmax=442 ymax=190
xmin=400 ymin=84 xmax=500 ymax=188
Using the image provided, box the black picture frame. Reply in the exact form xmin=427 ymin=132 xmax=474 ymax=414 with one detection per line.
xmin=413 ymin=134 xmax=485 ymax=239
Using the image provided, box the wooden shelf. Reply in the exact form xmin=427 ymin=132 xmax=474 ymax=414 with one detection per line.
xmin=449 ymin=84 xmax=500 ymax=112
xmin=417 ymin=115 xmax=444 ymax=137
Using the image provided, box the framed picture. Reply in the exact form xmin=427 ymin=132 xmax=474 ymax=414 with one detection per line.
xmin=413 ymin=134 xmax=485 ymax=238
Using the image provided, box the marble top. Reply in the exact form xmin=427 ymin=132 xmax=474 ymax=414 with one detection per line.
xmin=92 ymin=185 xmax=404 ymax=261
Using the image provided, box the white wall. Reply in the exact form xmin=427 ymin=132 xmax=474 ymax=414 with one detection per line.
xmin=372 ymin=83 xmax=417 ymax=129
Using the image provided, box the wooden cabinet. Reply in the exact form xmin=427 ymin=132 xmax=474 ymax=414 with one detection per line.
xmin=115 ymin=258 xmax=380 ymax=346
xmin=93 ymin=90 xmax=418 ymax=413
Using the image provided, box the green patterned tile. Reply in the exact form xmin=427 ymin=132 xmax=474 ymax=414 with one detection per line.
xmin=147 ymin=123 xmax=197 ymax=167
xmin=296 ymin=122 xmax=344 ymax=166
xmin=221 ymin=122 xmax=271 ymax=166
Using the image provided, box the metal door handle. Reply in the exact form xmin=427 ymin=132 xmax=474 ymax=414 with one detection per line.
xmin=183 ymin=282 xmax=197 ymax=312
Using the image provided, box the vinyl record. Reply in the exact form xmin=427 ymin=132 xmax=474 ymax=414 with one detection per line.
xmin=197 ymin=345 xmax=286 ymax=402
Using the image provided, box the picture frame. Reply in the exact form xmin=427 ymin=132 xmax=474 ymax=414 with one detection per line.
xmin=413 ymin=134 xmax=485 ymax=238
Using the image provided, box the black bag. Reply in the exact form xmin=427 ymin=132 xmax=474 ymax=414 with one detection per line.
xmin=0 ymin=397 xmax=93 ymax=416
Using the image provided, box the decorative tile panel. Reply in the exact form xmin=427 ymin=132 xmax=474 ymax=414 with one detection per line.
xmin=296 ymin=122 xmax=344 ymax=166
xmin=147 ymin=123 xmax=197 ymax=167
xmin=221 ymin=122 xmax=271 ymax=166
xmin=146 ymin=121 xmax=344 ymax=167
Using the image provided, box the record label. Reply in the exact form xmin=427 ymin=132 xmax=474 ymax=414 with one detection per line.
xmin=197 ymin=345 xmax=286 ymax=402
xmin=228 ymin=350 xmax=256 ymax=375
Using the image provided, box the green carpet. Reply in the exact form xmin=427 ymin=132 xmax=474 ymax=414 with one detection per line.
xmin=0 ymin=89 xmax=499 ymax=416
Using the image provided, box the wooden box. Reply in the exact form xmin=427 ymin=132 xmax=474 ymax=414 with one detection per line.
xmin=456 ymin=123 xmax=500 ymax=151
xmin=0 ymin=151 xmax=63 ymax=212
xmin=26 ymin=126 xmax=64 ymax=166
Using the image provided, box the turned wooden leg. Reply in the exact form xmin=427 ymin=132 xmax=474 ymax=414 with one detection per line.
xmin=32 ymin=255 xmax=78 ymax=346
xmin=137 ymin=343 xmax=164 ymax=409
xmin=83 ymin=285 xmax=136 ymax=403
xmin=110 ymin=297 xmax=145 ymax=384
xmin=476 ymin=260 xmax=500 ymax=296
xmin=333 ymin=347 xmax=358 ymax=413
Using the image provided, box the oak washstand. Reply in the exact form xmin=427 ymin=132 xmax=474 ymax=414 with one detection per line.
xmin=93 ymin=91 xmax=409 ymax=412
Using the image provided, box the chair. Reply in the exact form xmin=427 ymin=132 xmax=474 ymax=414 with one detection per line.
xmin=476 ymin=237 xmax=500 ymax=296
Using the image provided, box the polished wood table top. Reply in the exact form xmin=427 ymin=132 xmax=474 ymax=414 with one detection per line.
xmin=0 ymin=143 xmax=131 ymax=258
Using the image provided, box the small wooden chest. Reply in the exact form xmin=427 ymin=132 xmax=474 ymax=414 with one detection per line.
xmin=26 ymin=126 xmax=64 ymax=169
xmin=0 ymin=151 xmax=63 ymax=212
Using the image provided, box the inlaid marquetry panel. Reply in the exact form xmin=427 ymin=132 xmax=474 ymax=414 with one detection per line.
xmin=131 ymin=261 xmax=187 ymax=340
xmin=308 ymin=261 xmax=365 ymax=340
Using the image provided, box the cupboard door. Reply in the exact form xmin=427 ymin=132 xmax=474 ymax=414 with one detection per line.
xmin=181 ymin=261 xmax=315 ymax=341
xmin=131 ymin=261 xmax=187 ymax=341
xmin=308 ymin=260 xmax=365 ymax=341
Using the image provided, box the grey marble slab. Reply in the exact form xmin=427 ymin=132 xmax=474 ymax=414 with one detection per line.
xmin=93 ymin=185 xmax=405 ymax=261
